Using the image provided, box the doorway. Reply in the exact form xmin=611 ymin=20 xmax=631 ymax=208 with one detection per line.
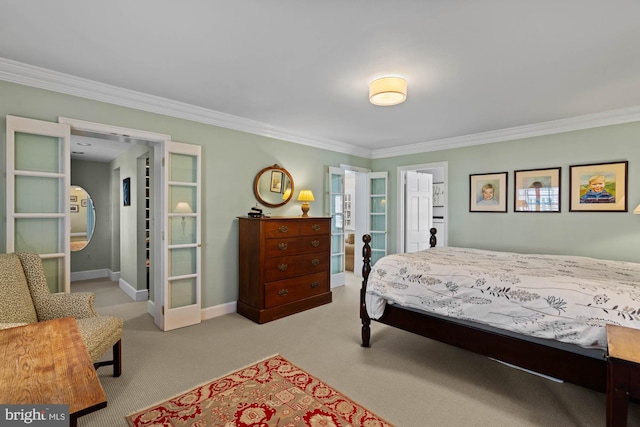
xmin=397 ymin=162 xmax=448 ymax=252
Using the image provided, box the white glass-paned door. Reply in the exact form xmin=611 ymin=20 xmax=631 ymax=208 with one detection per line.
xmin=159 ymin=142 xmax=202 ymax=331
xmin=328 ymin=166 xmax=345 ymax=287
xmin=368 ymin=172 xmax=388 ymax=267
xmin=6 ymin=115 xmax=70 ymax=293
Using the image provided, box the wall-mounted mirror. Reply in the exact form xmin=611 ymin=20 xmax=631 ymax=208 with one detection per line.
xmin=253 ymin=164 xmax=294 ymax=208
xmin=70 ymin=185 xmax=96 ymax=251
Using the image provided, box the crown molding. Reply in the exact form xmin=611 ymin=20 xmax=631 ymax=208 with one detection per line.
xmin=0 ymin=57 xmax=371 ymax=158
xmin=1 ymin=57 xmax=638 ymax=161
xmin=371 ymin=105 xmax=640 ymax=159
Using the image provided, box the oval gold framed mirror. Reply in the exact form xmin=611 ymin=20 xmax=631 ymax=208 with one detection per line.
xmin=253 ymin=164 xmax=294 ymax=208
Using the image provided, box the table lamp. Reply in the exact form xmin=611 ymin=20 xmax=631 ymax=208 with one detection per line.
xmin=175 ymin=201 xmax=193 ymax=234
xmin=297 ymin=190 xmax=315 ymax=217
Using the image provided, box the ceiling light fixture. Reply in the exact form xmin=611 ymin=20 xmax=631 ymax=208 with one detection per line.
xmin=369 ymin=77 xmax=407 ymax=106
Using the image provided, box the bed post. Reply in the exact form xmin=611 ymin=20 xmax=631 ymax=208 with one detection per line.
xmin=360 ymin=234 xmax=372 ymax=347
xmin=430 ymin=227 xmax=437 ymax=248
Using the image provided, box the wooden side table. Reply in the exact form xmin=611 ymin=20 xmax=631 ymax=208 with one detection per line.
xmin=606 ymin=324 xmax=640 ymax=427
xmin=0 ymin=317 xmax=107 ymax=427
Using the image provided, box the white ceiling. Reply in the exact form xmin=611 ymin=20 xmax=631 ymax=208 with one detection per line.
xmin=2 ymin=1 xmax=640 ymax=161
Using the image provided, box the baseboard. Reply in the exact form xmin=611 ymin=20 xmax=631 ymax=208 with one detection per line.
xmin=202 ymin=301 xmax=237 ymax=320
xmin=71 ymin=268 xmax=119 ymax=282
xmin=119 ymin=278 xmax=149 ymax=302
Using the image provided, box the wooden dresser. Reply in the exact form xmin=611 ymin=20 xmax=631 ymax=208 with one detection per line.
xmin=238 ymin=216 xmax=332 ymax=323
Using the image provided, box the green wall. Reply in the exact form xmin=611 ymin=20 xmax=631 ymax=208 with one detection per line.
xmin=3 ymin=78 xmax=640 ymax=313
xmin=0 ymin=80 xmax=370 ymax=309
xmin=373 ymin=122 xmax=640 ymax=262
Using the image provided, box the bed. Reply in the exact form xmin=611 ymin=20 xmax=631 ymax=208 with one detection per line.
xmin=359 ymin=230 xmax=640 ymax=393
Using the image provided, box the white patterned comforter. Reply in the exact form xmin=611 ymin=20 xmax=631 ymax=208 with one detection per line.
xmin=366 ymin=247 xmax=640 ymax=350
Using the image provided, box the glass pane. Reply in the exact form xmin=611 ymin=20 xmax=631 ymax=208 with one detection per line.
xmin=370 ymin=232 xmax=385 ymax=251
xmin=331 ymin=254 xmax=344 ymax=274
xmin=169 ymin=247 xmax=196 ymax=277
xmin=169 ymin=153 xmax=197 ymax=183
xmin=332 ymin=214 xmax=343 ymax=232
xmin=371 ymin=251 xmax=384 ymax=267
xmin=331 ymin=173 xmax=343 ymax=193
xmin=169 ymin=216 xmax=196 ymax=245
xmin=331 ymin=234 xmax=343 ymax=255
xmin=370 ymin=214 xmax=386 ymax=232
xmin=169 ymin=277 xmax=196 ymax=308
xmin=170 ymin=185 xmax=197 ymax=213
xmin=371 ymin=178 xmax=385 ymax=195
xmin=15 ymin=218 xmax=61 ymax=253
xmin=41 ymin=258 xmax=62 ymax=293
xmin=370 ymin=196 xmax=386 ymax=213
xmin=15 ymin=176 xmax=62 ymax=213
xmin=15 ymin=132 xmax=62 ymax=173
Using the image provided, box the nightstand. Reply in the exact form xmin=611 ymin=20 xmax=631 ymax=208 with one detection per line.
xmin=606 ymin=324 xmax=640 ymax=427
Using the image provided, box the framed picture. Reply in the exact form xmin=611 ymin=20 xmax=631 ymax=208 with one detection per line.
xmin=569 ymin=161 xmax=628 ymax=212
xmin=270 ymin=171 xmax=283 ymax=193
xmin=70 ymin=195 xmax=77 ymax=202
xmin=514 ymin=167 xmax=561 ymax=212
xmin=433 ymin=182 xmax=445 ymax=207
xmin=469 ymin=172 xmax=508 ymax=212
xmin=123 ymin=177 xmax=131 ymax=206
xmin=70 ymin=204 xmax=79 ymax=213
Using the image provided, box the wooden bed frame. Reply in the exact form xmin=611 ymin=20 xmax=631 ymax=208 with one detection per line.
xmin=359 ymin=231 xmax=607 ymax=393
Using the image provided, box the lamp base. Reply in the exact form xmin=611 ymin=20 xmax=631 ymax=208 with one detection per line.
xmin=301 ymin=202 xmax=310 ymax=217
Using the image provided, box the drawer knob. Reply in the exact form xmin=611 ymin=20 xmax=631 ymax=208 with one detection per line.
xmin=277 ymin=263 xmax=288 ymax=271
xmin=278 ymin=242 xmax=288 ymax=251
xmin=278 ymin=225 xmax=289 ymax=233
xmin=311 ymin=240 xmax=320 ymax=247
xmin=312 ymin=224 xmax=321 ymax=231
xmin=311 ymin=259 xmax=320 ymax=266
xmin=278 ymin=289 xmax=288 ymax=297
xmin=310 ymin=282 xmax=319 ymax=288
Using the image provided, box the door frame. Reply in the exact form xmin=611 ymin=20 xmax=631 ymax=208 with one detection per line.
xmin=58 ymin=117 xmax=170 ymax=318
xmin=397 ymin=161 xmax=448 ymax=253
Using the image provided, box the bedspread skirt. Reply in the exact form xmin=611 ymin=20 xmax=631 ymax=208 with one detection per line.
xmin=366 ymin=247 xmax=640 ymax=350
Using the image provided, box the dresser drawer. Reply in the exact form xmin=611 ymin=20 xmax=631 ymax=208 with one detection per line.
xmin=264 ymin=235 xmax=330 ymax=258
xmin=299 ymin=219 xmax=330 ymax=236
xmin=264 ymin=221 xmax=301 ymax=238
xmin=264 ymin=272 xmax=329 ymax=308
xmin=264 ymin=252 xmax=328 ymax=282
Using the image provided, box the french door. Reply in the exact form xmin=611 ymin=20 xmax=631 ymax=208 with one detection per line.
xmin=367 ymin=171 xmax=388 ymax=266
xmin=328 ymin=167 xmax=345 ymax=287
xmin=6 ymin=115 xmax=71 ymax=292
xmin=157 ymin=141 xmax=202 ymax=331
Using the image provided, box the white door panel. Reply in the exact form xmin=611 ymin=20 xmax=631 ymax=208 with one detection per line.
xmin=405 ymin=171 xmax=433 ymax=253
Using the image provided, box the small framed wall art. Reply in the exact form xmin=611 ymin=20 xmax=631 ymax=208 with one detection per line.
xmin=469 ymin=172 xmax=508 ymax=212
xmin=569 ymin=161 xmax=628 ymax=212
xmin=514 ymin=167 xmax=561 ymax=213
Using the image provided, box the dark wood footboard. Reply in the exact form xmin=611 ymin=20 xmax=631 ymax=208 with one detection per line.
xmin=359 ymin=231 xmax=607 ymax=393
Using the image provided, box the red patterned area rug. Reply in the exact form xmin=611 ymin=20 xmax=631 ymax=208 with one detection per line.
xmin=126 ymin=354 xmax=393 ymax=427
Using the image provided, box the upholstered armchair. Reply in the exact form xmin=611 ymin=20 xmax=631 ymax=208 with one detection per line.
xmin=0 ymin=252 xmax=123 ymax=377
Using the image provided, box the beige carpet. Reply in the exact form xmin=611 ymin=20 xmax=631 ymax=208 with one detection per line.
xmin=76 ymin=273 xmax=640 ymax=426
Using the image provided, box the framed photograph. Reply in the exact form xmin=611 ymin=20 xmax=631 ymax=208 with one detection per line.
xmin=270 ymin=171 xmax=283 ymax=193
xmin=433 ymin=182 xmax=445 ymax=207
xmin=514 ymin=167 xmax=561 ymax=212
xmin=70 ymin=204 xmax=79 ymax=213
xmin=81 ymin=199 xmax=87 ymax=207
xmin=123 ymin=177 xmax=131 ymax=206
xmin=569 ymin=161 xmax=628 ymax=212
xmin=70 ymin=195 xmax=77 ymax=202
xmin=469 ymin=172 xmax=508 ymax=212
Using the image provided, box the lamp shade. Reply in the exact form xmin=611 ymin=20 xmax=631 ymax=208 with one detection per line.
xmin=282 ymin=188 xmax=291 ymax=200
xmin=369 ymin=77 xmax=407 ymax=106
xmin=297 ymin=190 xmax=315 ymax=202
xmin=174 ymin=202 xmax=193 ymax=214
xmin=634 ymin=203 xmax=640 ymax=214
